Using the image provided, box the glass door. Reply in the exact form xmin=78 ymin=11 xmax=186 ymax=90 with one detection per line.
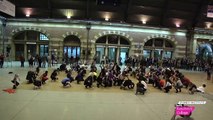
xmin=108 ymin=47 xmax=117 ymax=63
xmin=120 ymin=48 xmax=129 ymax=65
xmin=39 ymin=45 xmax=48 ymax=56
xmin=143 ymin=50 xmax=151 ymax=59
xmin=15 ymin=44 xmax=24 ymax=60
xmin=64 ymin=46 xmax=80 ymax=59
xmin=27 ymin=44 xmax=36 ymax=58
xmin=96 ymin=47 xmax=105 ymax=64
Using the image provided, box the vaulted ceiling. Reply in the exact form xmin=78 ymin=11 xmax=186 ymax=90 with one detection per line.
xmin=1 ymin=0 xmax=213 ymax=29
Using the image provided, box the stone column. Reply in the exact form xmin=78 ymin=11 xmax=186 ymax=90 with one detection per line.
xmin=186 ymin=29 xmax=195 ymax=60
xmin=116 ymin=47 xmax=120 ymax=63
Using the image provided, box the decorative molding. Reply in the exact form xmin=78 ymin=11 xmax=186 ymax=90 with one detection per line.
xmin=11 ymin=27 xmax=50 ymax=38
xmin=194 ymin=34 xmax=213 ymax=39
xmin=143 ymin=34 xmax=177 ymax=45
xmin=93 ymin=31 xmax=134 ymax=43
xmin=62 ymin=31 xmax=81 ymax=40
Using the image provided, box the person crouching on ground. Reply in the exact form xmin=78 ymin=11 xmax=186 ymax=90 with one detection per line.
xmin=40 ymin=71 xmax=48 ymax=84
xmin=61 ymin=77 xmax=71 ymax=87
xmin=164 ymin=78 xmax=172 ymax=93
xmin=50 ymin=70 xmax=58 ymax=82
xmin=174 ymin=77 xmax=183 ymax=93
xmin=135 ymin=80 xmax=147 ymax=95
xmin=11 ymin=74 xmax=21 ymax=89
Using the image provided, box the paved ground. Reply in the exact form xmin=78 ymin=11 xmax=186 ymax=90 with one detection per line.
xmin=0 ymin=62 xmax=212 ymax=120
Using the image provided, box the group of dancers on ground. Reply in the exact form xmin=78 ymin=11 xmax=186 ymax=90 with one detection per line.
xmin=11 ymin=62 xmax=206 ymax=95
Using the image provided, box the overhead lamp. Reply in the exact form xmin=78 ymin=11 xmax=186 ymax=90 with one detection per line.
xmin=142 ymin=20 xmax=146 ymax=24
xmin=67 ymin=15 xmax=71 ymax=19
xmin=176 ymin=24 xmax=180 ymax=28
xmin=26 ymin=14 xmax=30 ymax=17
xmin=206 ymin=22 xmax=212 ymax=28
xmin=105 ymin=17 xmax=109 ymax=21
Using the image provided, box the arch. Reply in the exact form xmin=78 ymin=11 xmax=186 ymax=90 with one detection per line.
xmin=143 ymin=34 xmax=177 ymax=46
xmin=144 ymin=38 xmax=174 ymax=48
xmin=143 ymin=37 xmax=175 ymax=59
xmin=63 ymin=35 xmax=81 ymax=63
xmin=96 ymin=35 xmax=130 ymax=45
xmin=92 ymin=31 xmax=133 ymax=44
xmin=62 ymin=31 xmax=82 ymax=39
xmin=11 ymin=30 xmax=49 ymax=61
xmin=64 ymin=35 xmax=81 ymax=44
xmin=11 ymin=27 xmax=50 ymax=38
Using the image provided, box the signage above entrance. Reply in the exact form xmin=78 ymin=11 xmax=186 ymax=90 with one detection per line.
xmin=26 ymin=42 xmax=36 ymax=44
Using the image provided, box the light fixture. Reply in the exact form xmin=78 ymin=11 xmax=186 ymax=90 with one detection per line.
xmin=26 ymin=14 xmax=30 ymax=17
xmin=105 ymin=17 xmax=109 ymax=21
xmin=176 ymin=23 xmax=180 ymax=27
xmin=142 ymin=20 xmax=146 ymax=24
xmin=67 ymin=15 xmax=71 ymax=19
xmin=206 ymin=22 xmax=212 ymax=28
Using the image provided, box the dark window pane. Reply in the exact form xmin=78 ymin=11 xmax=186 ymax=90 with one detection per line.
xmin=64 ymin=35 xmax=80 ymax=43
xmin=165 ymin=40 xmax=173 ymax=48
xmin=108 ymin=35 xmax=118 ymax=44
xmin=154 ymin=39 xmax=163 ymax=47
xmin=14 ymin=32 xmax=25 ymax=40
xmin=26 ymin=31 xmax=37 ymax=40
xmin=120 ymin=37 xmax=129 ymax=45
xmin=96 ymin=36 xmax=106 ymax=43
xmin=144 ymin=40 xmax=153 ymax=46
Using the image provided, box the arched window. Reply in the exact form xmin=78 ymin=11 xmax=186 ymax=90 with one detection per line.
xmin=143 ymin=38 xmax=174 ymax=59
xmin=95 ymin=35 xmax=130 ymax=64
xmin=13 ymin=30 xmax=49 ymax=60
xmin=63 ymin=35 xmax=81 ymax=60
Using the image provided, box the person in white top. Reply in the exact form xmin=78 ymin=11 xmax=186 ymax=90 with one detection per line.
xmin=141 ymin=80 xmax=147 ymax=90
xmin=164 ymin=79 xmax=172 ymax=93
xmin=196 ymin=84 xmax=206 ymax=93
xmin=189 ymin=83 xmax=206 ymax=94
xmin=174 ymin=78 xmax=183 ymax=93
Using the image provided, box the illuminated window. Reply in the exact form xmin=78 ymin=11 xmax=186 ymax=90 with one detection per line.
xmin=40 ymin=33 xmax=49 ymax=41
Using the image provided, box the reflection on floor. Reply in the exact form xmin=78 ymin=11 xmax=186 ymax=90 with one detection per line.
xmin=0 ymin=63 xmax=213 ymax=120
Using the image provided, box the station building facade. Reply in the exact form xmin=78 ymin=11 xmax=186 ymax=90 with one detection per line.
xmin=0 ymin=19 xmax=213 ymax=63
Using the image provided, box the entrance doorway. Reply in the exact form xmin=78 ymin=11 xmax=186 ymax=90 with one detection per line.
xmin=120 ymin=48 xmax=129 ymax=64
xmin=95 ymin=35 xmax=130 ymax=64
xmin=108 ymin=47 xmax=117 ymax=62
xmin=63 ymin=46 xmax=80 ymax=58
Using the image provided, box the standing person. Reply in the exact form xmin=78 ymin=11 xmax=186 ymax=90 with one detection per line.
xmin=47 ymin=55 xmax=51 ymax=67
xmin=20 ymin=54 xmax=25 ymax=67
xmin=28 ymin=56 xmax=34 ymax=68
xmin=206 ymin=64 xmax=211 ymax=80
xmin=11 ymin=74 xmax=21 ymax=89
xmin=51 ymin=54 xmax=55 ymax=66
xmin=0 ymin=54 xmax=5 ymax=68
xmin=42 ymin=55 xmax=47 ymax=68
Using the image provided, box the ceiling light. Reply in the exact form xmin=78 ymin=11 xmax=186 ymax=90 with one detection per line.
xmin=142 ymin=20 xmax=146 ymax=24
xmin=26 ymin=14 xmax=30 ymax=17
xmin=176 ymin=24 xmax=180 ymax=27
xmin=206 ymin=22 xmax=212 ymax=28
xmin=67 ymin=15 xmax=71 ymax=19
xmin=105 ymin=17 xmax=109 ymax=21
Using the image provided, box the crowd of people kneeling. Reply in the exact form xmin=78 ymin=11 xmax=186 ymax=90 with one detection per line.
xmin=22 ymin=62 xmax=206 ymax=95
